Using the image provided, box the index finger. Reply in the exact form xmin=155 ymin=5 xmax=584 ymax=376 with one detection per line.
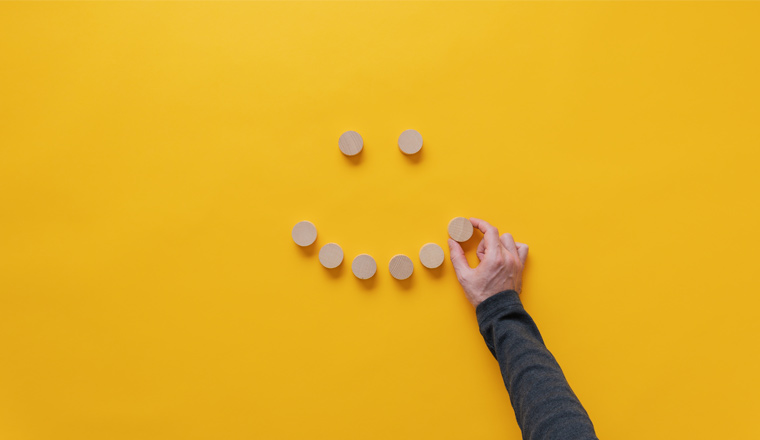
xmin=470 ymin=218 xmax=501 ymax=251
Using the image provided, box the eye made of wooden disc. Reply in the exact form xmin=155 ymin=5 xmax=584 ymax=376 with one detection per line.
xmin=339 ymin=131 xmax=363 ymax=156
xmin=398 ymin=129 xmax=423 ymax=155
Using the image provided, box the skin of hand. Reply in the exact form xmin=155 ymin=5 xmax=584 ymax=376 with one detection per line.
xmin=448 ymin=218 xmax=528 ymax=308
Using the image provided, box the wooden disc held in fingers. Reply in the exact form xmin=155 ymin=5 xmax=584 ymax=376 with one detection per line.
xmin=398 ymin=129 xmax=423 ymax=155
xmin=389 ymin=254 xmax=414 ymax=280
xmin=318 ymin=243 xmax=343 ymax=269
xmin=448 ymin=217 xmax=473 ymax=242
xmin=419 ymin=243 xmax=444 ymax=269
xmin=292 ymin=221 xmax=317 ymax=246
xmin=352 ymin=254 xmax=377 ymax=279
xmin=339 ymin=131 xmax=363 ymax=156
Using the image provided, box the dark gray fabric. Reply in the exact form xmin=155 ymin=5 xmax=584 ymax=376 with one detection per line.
xmin=476 ymin=290 xmax=598 ymax=440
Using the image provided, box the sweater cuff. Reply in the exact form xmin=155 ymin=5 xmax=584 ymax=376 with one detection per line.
xmin=475 ymin=290 xmax=523 ymax=329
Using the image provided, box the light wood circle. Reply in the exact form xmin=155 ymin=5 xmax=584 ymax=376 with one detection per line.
xmin=292 ymin=221 xmax=317 ymax=246
xmin=389 ymin=254 xmax=414 ymax=280
xmin=338 ymin=131 xmax=363 ymax=156
xmin=352 ymin=254 xmax=377 ymax=279
xmin=419 ymin=243 xmax=445 ymax=269
xmin=398 ymin=129 xmax=423 ymax=155
xmin=318 ymin=243 xmax=343 ymax=269
xmin=448 ymin=217 xmax=473 ymax=242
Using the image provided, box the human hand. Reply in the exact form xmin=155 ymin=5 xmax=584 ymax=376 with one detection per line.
xmin=448 ymin=218 xmax=528 ymax=307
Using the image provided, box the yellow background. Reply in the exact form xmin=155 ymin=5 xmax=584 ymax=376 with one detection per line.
xmin=1 ymin=2 xmax=759 ymax=439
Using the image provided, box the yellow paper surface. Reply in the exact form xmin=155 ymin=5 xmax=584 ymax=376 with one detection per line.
xmin=1 ymin=2 xmax=759 ymax=439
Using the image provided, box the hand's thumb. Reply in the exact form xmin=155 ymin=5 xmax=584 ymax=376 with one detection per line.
xmin=448 ymin=239 xmax=470 ymax=276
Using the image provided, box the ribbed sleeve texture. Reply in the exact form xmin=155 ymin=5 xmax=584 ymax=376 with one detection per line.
xmin=476 ymin=290 xmax=598 ymax=440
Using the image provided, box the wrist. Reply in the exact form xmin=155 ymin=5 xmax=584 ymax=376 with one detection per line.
xmin=475 ymin=290 xmax=522 ymax=320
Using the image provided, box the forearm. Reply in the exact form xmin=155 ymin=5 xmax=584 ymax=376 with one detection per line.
xmin=476 ymin=290 xmax=597 ymax=440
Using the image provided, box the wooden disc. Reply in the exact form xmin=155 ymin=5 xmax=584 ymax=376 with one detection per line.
xmin=448 ymin=217 xmax=473 ymax=242
xmin=318 ymin=243 xmax=343 ymax=269
xmin=398 ymin=129 xmax=423 ymax=155
xmin=352 ymin=254 xmax=377 ymax=279
xmin=292 ymin=221 xmax=317 ymax=246
xmin=389 ymin=254 xmax=414 ymax=280
xmin=419 ymin=243 xmax=444 ymax=269
xmin=339 ymin=131 xmax=363 ymax=156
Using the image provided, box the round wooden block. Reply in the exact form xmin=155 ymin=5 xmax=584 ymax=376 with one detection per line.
xmin=448 ymin=217 xmax=473 ymax=242
xmin=292 ymin=221 xmax=317 ymax=246
xmin=352 ymin=254 xmax=377 ymax=280
xmin=318 ymin=243 xmax=343 ymax=269
xmin=338 ymin=131 xmax=363 ymax=156
xmin=398 ymin=129 xmax=423 ymax=155
xmin=389 ymin=254 xmax=414 ymax=280
xmin=419 ymin=243 xmax=444 ymax=269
